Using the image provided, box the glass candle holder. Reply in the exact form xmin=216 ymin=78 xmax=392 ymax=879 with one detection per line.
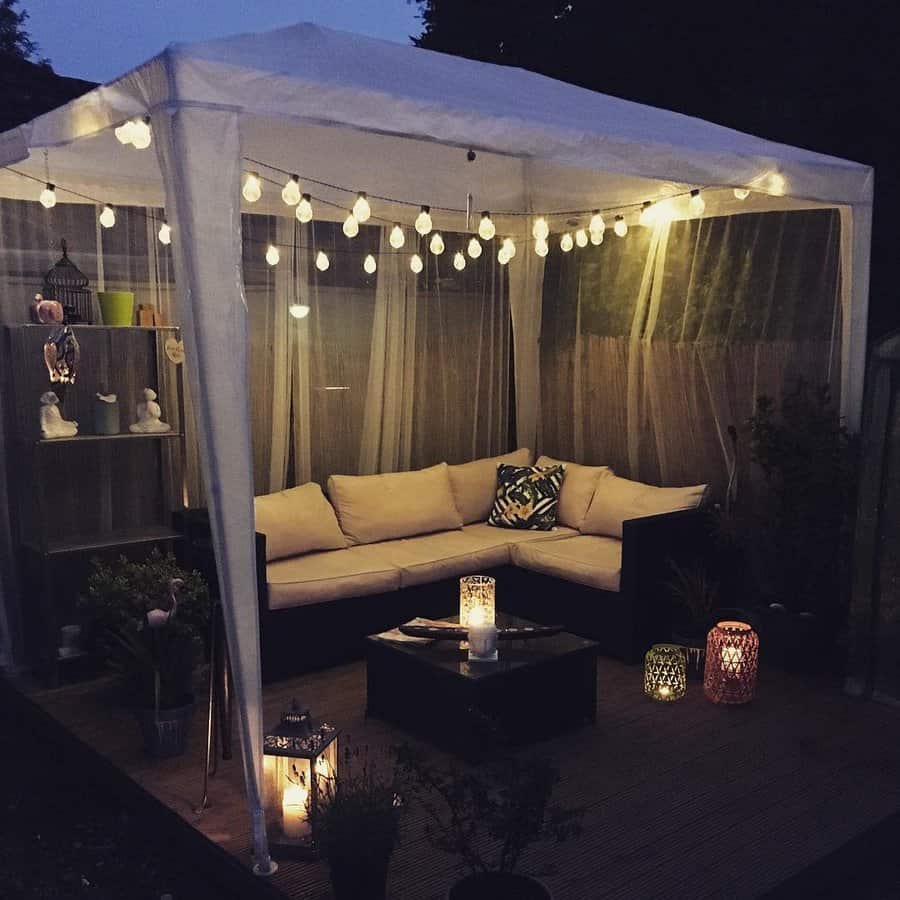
xmin=643 ymin=643 xmax=687 ymax=702
xmin=459 ymin=575 xmax=496 ymax=626
xmin=703 ymin=620 xmax=759 ymax=704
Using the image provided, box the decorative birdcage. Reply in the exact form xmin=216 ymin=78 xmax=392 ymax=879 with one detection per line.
xmin=43 ymin=239 xmax=93 ymax=324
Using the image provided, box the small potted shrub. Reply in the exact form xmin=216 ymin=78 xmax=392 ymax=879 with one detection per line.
xmin=396 ymin=744 xmax=581 ymax=900
xmin=667 ymin=560 xmax=720 ymax=680
xmin=82 ymin=550 xmax=209 ymax=757
xmin=311 ymin=742 xmax=404 ymax=900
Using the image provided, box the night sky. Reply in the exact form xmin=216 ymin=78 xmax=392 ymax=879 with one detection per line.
xmin=26 ymin=0 xmax=420 ymax=83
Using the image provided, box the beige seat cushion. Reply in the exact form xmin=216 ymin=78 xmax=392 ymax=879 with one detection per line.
xmin=536 ymin=455 xmax=611 ymax=529
xmin=327 ymin=463 xmax=463 ymax=545
xmin=254 ymin=482 xmax=347 ymax=562
xmin=447 ymin=448 xmax=532 ymax=525
xmin=580 ymin=474 xmax=707 ymax=539
xmin=266 ymin=545 xmax=401 ymax=610
xmin=512 ymin=535 xmax=623 ymax=593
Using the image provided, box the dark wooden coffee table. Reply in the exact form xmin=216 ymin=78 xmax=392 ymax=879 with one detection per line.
xmin=366 ymin=614 xmax=598 ymax=760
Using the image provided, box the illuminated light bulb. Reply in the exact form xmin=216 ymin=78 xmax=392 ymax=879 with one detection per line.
xmin=453 ymin=251 xmax=466 ymax=271
xmin=560 ymin=232 xmax=574 ymax=252
xmin=532 ymin=217 xmax=549 ymax=241
xmin=689 ymin=189 xmax=706 ymax=216
xmin=289 ymin=303 xmax=310 ymax=319
xmin=497 ymin=246 xmax=511 ymax=265
xmin=99 ymin=204 xmax=116 ymax=229
xmin=352 ymin=192 xmax=371 ymax=223
xmin=614 ymin=215 xmax=628 ymax=237
xmin=39 ymin=183 xmax=57 ymax=209
xmin=158 ymin=221 xmax=172 ymax=245
xmin=265 ymin=244 xmax=280 ymax=266
xmin=296 ymin=193 xmax=313 ymax=223
xmin=768 ymin=173 xmax=786 ymax=196
xmin=131 ymin=117 xmax=151 ymax=150
xmin=535 ymin=238 xmax=549 ymax=258
xmin=415 ymin=205 xmax=433 ymax=235
xmin=575 ymin=228 xmax=589 ymax=248
xmin=342 ymin=213 xmax=359 ymax=238
xmin=389 ymin=224 xmax=405 ymax=249
xmin=363 ymin=254 xmax=377 ymax=275
xmin=478 ymin=211 xmax=495 ymax=241
xmin=429 ymin=232 xmax=445 ymax=255
xmin=733 ymin=187 xmax=750 ymax=201
xmin=502 ymin=237 xmax=516 ymax=259
xmin=639 ymin=201 xmax=656 ymax=227
xmin=242 ymin=171 xmax=262 ymax=203
xmin=315 ymin=250 xmax=330 ymax=272
xmin=589 ymin=211 xmax=605 ymax=235
xmin=590 ymin=227 xmax=604 ymax=246
xmin=114 ymin=119 xmax=135 ymax=145
xmin=467 ymin=236 xmax=482 ymax=259
xmin=410 ymin=253 xmax=423 ymax=274
xmin=281 ymin=175 xmax=301 ymax=206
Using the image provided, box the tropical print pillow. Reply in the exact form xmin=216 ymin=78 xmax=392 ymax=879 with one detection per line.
xmin=488 ymin=464 xmax=565 ymax=531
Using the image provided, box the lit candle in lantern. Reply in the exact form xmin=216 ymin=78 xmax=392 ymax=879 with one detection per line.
xmin=704 ymin=621 xmax=759 ymax=704
xmin=459 ymin=575 xmax=496 ymax=627
xmin=282 ymin=782 xmax=310 ymax=839
xmin=721 ymin=643 xmax=744 ymax=676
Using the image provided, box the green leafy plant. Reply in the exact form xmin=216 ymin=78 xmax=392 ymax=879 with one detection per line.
xmin=395 ymin=743 xmax=581 ymax=877
xmin=667 ymin=559 xmax=719 ymax=630
xmin=81 ymin=550 xmax=209 ymax=709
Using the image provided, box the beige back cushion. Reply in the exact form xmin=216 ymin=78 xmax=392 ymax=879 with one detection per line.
xmin=536 ymin=455 xmax=611 ymax=529
xmin=447 ymin=448 xmax=533 ymax=524
xmin=327 ymin=463 xmax=464 ymax=545
xmin=254 ymin=482 xmax=348 ymax=562
xmin=580 ymin=473 xmax=707 ymax=538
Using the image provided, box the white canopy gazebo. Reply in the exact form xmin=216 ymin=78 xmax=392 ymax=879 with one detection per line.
xmin=0 ymin=22 xmax=872 ymax=871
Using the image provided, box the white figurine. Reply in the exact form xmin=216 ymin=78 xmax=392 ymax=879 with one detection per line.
xmin=40 ymin=391 xmax=78 ymax=439
xmin=129 ymin=387 xmax=171 ymax=434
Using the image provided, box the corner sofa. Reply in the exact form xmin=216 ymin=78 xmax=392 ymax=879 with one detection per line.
xmin=253 ymin=449 xmax=710 ymax=682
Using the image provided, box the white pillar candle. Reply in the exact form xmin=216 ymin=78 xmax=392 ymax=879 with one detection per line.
xmin=282 ymin=782 xmax=310 ymax=839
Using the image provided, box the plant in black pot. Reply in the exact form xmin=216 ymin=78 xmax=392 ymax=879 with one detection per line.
xmin=309 ymin=742 xmax=404 ymax=900
xmin=81 ymin=550 xmax=209 ymax=757
xmin=396 ymin=743 xmax=581 ymax=900
xmin=667 ymin=560 xmax=720 ymax=680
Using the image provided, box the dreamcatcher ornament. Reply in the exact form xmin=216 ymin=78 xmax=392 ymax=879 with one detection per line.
xmin=165 ymin=337 xmax=185 ymax=365
xmin=43 ymin=325 xmax=80 ymax=386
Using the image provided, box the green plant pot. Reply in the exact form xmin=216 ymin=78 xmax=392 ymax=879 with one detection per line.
xmin=448 ymin=873 xmax=552 ymax=900
xmin=98 ymin=290 xmax=135 ymax=327
xmin=134 ymin=699 xmax=195 ymax=758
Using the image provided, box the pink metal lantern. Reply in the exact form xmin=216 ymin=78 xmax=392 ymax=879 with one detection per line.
xmin=703 ymin=620 xmax=759 ymax=704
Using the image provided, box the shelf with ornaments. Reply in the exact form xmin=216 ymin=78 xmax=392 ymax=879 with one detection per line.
xmin=25 ymin=431 xmax=185 ymax=447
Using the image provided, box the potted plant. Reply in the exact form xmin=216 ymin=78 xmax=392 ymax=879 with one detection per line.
xmin=395 ymin=744 xmax=581 ymax=900
xmin=310 ymin=742 xmax=404 ymax=900
xmin=667 ymin=559 xmax=720 ymax=680
xmin=81 ymin=550 xmax=209 ymax=757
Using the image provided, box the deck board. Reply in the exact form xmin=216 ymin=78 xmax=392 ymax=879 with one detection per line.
xmin=29 ymin=657 xmax=900 ymax=900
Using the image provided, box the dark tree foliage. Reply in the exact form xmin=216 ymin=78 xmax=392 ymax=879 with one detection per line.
xmin=0 ymin=0 xmax=44 ymax=63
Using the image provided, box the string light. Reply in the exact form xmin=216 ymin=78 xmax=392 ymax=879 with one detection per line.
xmin=281 ymin=175 xmax=301 ymax=206
xmin=158 ymin=220 xmax=172 ymax=245
xmin=535 ymin=238 xmax=549 ymax=258
xmin=560 ymin=232 xmax=574 ymax=252
xmin=363 ymin=253 xmax=377 ymax=274
xmin=429 ymin=232 xmax=445 ymax=255
xmin=353 ymin=192 xmax=371 ymax=223
xmin=497 ymin=246 xmax=511 ymax=265
xmin=289 ymin=303 xmax=310 ymax=319
xmin=315 ymin=250 xmax=330 ymax=272
xmin=639 ymin=201 xmax=656 ymax=227
xmin=39 ymin=183 xmax=57 ymax=209
xmin=114 ymin=120 xmax=136 ymax=145
xmin=575 ymin=228 xmax=588 ymax=248
xmin=296 ymin=193 xmax=313 ymax=223
xmin=501 ymin=237 xmax=516 ymax=259
xmin=478 ymin=211 xmax=495 ymax=241
xmin=589 ymin=211 xmax=605 ymax=236
xmin=733 ymin=188 xmax=750 ymax=200
xmin=99 ymin=204 xmax=116 ymax=228
xmin=415 ymin=205 xmax=433 ymax=236
xmin=242 ymin=172 xmax=262 ymax=203
xmin=389 ymin=224 xmax=406 ymax=249
xmin=590 ymin=227 xmax=604 ymax=246
xmin=265 ymin=244 xmax=280 ymax=266
xmin=342 ymin=213 xmax=359 ymax=238
xmin=131 ymin=117 xmax=152 ymax=150
xmin=532 ymin=217 xmax=549 ymax=241
xmin=467 ymin=236 xmax=483 ymax=259
xmin=453 ymin=251 xmax=466 ymax=271
xmin=689 ymin=189 xmax=706 ymax=216
xmin=614 ymin=215 xmax=628 ymax=237
xmin=410 ymin=253 xmax=423 ymax=274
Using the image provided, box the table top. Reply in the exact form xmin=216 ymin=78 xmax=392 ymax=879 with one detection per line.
xmin=366 ymin=614 xmax=598 ymax=682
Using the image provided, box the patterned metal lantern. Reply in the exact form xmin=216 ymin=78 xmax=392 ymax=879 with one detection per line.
xmin=263 ymin=700 xmax=339 ymax=858
xmin=644 ymin=644 xmax=687 ymax=702
xmin=704 ymin=620 xmax=760 ymax=704
xmin=459 ymin=575 xmax=496 ymax=627
xmin=43 ymin=239 xmax=93 ymax=324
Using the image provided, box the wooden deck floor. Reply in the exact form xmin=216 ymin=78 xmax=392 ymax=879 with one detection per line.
xmin=28 ymin=657 xmax=900 ymax=900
